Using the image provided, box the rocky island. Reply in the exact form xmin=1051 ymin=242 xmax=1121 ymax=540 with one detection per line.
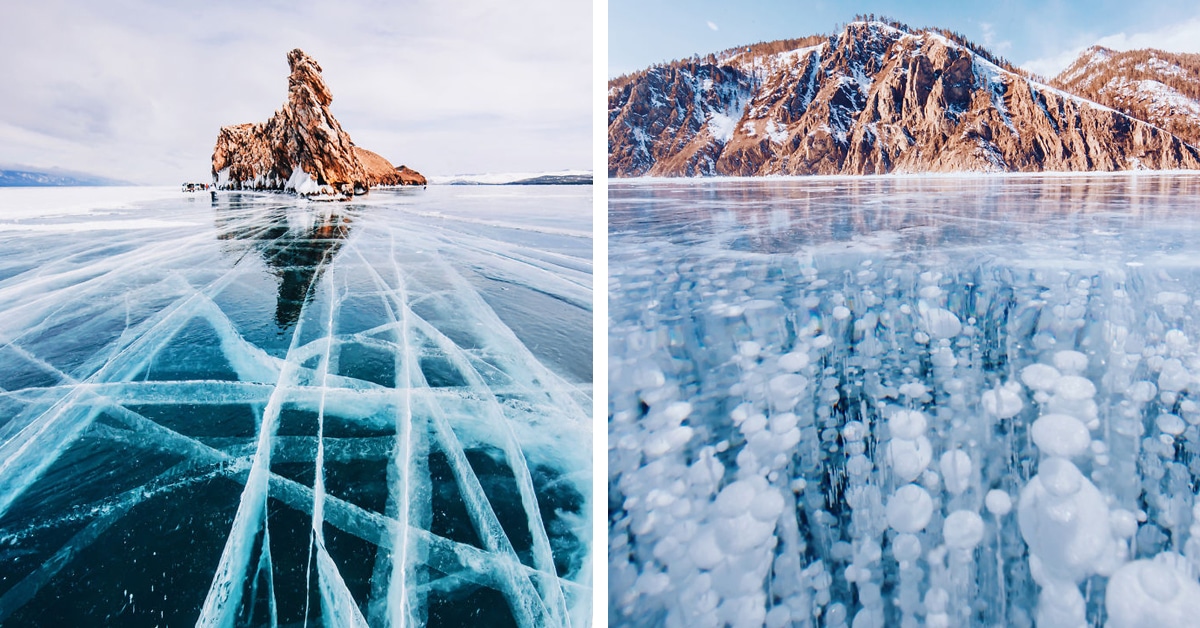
xmin=609 ymin=19 xmax=1200 ymax=176
xmin=213 ymin=48 xmax=425 ymax=196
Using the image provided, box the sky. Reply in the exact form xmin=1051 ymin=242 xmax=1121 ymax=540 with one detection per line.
xmin=610 ymin=0 xmax=1200 ymax=79
xmin=0 ymin=0 xmax=591 ymax=184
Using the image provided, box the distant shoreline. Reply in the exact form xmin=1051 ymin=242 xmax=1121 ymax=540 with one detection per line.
xmin=610 ymin=169 xmax=1200 ymax=184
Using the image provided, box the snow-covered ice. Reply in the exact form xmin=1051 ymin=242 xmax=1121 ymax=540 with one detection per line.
xmin=610 ymin=174 xmax=1200 ymax=627
xmin=0 ymin=185 xmax=592 ymax=625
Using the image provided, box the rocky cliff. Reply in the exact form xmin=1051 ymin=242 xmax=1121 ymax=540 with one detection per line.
xmin=609 ymin=21 xmax=1200 ymax=176
xmin=1053 ymin=46 xmax=1200 ymax=149
xmin=213 ymin=49 xmax=424 ymax=195
xmin=353 ymin=147 xmax=427 ymax=187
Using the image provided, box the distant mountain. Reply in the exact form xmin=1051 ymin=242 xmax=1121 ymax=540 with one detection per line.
xmin=1053 ymin=47 xmax=1200 ymax=149
xmin=504 ymin=174 xmax=591 ymax=185
xmin=609 ymin=20 xmax=1200 ymax=177
xmin=430 ymin=171 xmax=592 ymax=185
xmin=0 ymin=168 xmax=131 ymax=187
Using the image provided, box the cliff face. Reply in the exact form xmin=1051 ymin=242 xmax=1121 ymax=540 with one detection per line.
xmin=213 ymin=49 xmax=424 ymax=194
xmin=609 ymin=22 xmax=1200 ymax=177
xmin=353 ymin=147 xmax=427 ymax=187
xmin=1053 ymin=46 xmax=1200 ymax=149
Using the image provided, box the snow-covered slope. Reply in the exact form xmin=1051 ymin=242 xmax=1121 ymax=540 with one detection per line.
xmin=1053 ymin=46 xmax=1200 ymax=149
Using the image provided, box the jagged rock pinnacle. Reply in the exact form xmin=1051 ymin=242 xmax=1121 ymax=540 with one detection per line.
xmin=212 ymin=48 xmax=424 ymax=195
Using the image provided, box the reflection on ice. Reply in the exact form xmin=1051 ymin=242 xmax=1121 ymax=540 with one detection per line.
xmin=0 ymin=186 xmax=592 ymax=626
xmin=610 ymin=175 xmax=1200 ymax=627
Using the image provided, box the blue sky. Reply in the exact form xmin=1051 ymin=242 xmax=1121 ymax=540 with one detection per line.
xmin=0 ymin=0 xmax=591 ymax=183
xmin=610 ymin=0 xmax=1200 ymax=78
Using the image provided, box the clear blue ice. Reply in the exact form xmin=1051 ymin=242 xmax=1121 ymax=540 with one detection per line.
xmin=609 ymin=175 xmax=1200 ymax=627
xmin=0 ymin=185 xmax=592 ymax=626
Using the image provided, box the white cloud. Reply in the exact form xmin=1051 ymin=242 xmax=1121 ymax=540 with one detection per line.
xmin=1022 ymin=15 xmax=1200 ymax=79
xmin=0 ymin=0 xmax=591 ymax=183
xmin=1022 ymin=47 xmax=1091 ymax=79
xmin=1093 ymin=15 xmax=1200 ymax=53
xmin=979 ymin=22 xmax=1012 ymax=54
xmin=707 ymin=20 xmax=719 ymax=32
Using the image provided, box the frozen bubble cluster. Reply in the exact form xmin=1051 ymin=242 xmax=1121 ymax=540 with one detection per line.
xmin=0 ymin=187 xmax=592 ymax=625
xmin=611 ymin=175 xmax=1200 ymax=627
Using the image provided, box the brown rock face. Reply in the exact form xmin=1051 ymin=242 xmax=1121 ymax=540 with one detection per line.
xmin=609 ymin=22 xmax=1200 ymax=176
xmin=353 ymin=147 xmax=427 ymax=187
xmin=395 ymin=165 xmax=427 ymax=186
xmin=213 ymin=49 xmax=425 ymax=194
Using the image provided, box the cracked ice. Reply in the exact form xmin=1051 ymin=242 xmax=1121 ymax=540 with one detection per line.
xmin=0 ymin=185 xmax=592 ymax=626
xmin=610 ymin=175 xmax=1200 ymax=627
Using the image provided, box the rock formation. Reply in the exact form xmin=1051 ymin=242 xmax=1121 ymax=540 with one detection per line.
xmin=609 ymin=21 xmax=1200 ymax=176
xmin=213 ymin=48 xmax=424 ymax=195
xmin=1053 ymin=46 xmax=1200 ymax=149
xmin=353 ymin=147 xmax=427 ymax=187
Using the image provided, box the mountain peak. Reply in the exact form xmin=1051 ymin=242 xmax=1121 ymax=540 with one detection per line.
xmin=286 ymin=48 xmax=332 ymax=108
xmin=1053 ymin=46 xmax=1200 ymax=149
xmin=609 ymin=23 xmax=1200 ymax=177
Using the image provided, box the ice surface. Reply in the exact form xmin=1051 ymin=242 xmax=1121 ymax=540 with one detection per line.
xmin=610 ymin=174 xmax=1200 ymax=626
xmin=0 ymin=185 xmax=592 ymax=625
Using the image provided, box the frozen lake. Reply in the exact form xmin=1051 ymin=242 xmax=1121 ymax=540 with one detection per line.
xmin=0 ymin=185 xmax=592 ymax=626
xmin=609 ymin=174 xmax=1200 ymax=627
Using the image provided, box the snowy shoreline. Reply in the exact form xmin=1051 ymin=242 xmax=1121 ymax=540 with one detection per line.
xmin=612 ymin=169 xmax=1200 ymax=184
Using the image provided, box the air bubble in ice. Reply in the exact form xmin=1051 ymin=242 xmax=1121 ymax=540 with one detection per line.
xmin=715 ymin=480 xmax=758 ymax=517
xmin=769 ymin=412 xmax=798 ymax=434
xmin=985 ymin=490 xmax=1013 ymax=517
xmin=750 ymin=489 xmax=785 ymax=521
xmin=888 ymin=410 xmax=927 ymax=439
xmin=1031 ymin=414 xmax=1091 ymax=459
xmin=939 ymin=450 xmax=972 ymax=495
xmin=1106 ymin=554 xmax=1200 ymax=628
xmin=898 ymin=381 xmax=929 ymax=399
xmin=1159 ymin=359 xmax=1191 ymax=392
xmin=1052 ymin=350 xmax=1088 ymax=375
xmin=982 ymin=381 xmax=1024 ymax=418
xmin=1053 ymin=376 xmax=1096 ymax=400
xmin=922 ymin=308 xmax=962 ymax=339
xmin=1019 ymin=458 xmax=1116 ymax=582
xmin=768 ymin=374 xmax=809 ymax=409
xmin=943 ymin=510 xmax=985 ymax=549
xmin=738 ymin=341 xmax=762 ymax=358
xmin=1157 ymin=414 xmax=1187 ymax=436
xmin=892 ymin=534 xmax=922 ymax=563
xmin=1021 ymin=363 xmax=1062 ymax=392
xmin=661 ymin=401 xmax=693 ymax=424
xmin=887 ymin=437 xmax=933 ymax=482
xmin=778 ymin=351 xmax=810 ymax=372
xmin=1166 ymin=330 xmax=1189 ymax=353
xmin=1129 ymin=381 xmax=1158 ymax=403
xmin=1110 ymin=509 xmax=1139 ymax=539
xmin=887 ymin=484 xmax=934 ymax=534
